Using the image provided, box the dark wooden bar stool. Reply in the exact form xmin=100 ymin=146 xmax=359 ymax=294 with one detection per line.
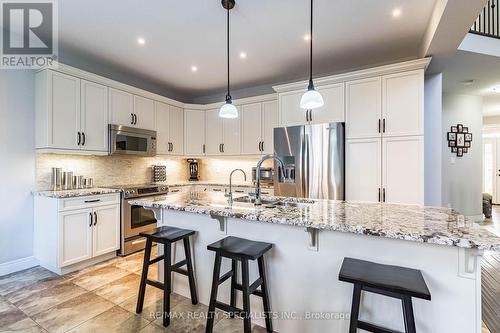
xmin=339 ymin=257 xmax=431 ymax=333
xmin=135 ymin=226 xmax=198 ymax=327
xmin=205 ymin=236 xmax=273 ymax=333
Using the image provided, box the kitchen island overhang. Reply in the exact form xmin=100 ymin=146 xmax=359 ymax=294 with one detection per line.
xmin=130 ymin=192 xmax=499 ymax=333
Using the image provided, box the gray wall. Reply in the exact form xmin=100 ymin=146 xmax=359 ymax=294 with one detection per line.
xmin=424 ymin=74 xmax=443 ymax=207
xmin=442 ymin=93 xmax=483 ymax=218
xmin=0 ymin=70 xmax=36 ymax=265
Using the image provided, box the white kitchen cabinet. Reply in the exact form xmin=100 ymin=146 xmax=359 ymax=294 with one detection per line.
xmin=241 ymin=103 xmax=263 ymax=154
xmin=346 ymin=77 xmax=381 ymax=139
xmin=169 ymin=106 xmax=184 ymax=155
xmin=278 ymin=84 xmax=344 ymax=127
xmin=184 ymin=109 xmax=206 ymax=155
xmin=92 ymin=204 xmax=120 ymax=257
xmin=241 ymin=101 xmax=278 ymax=155
xmin=81 ymin=80 xmax=108 ymax=151
xmin=35 ymin=70 xmax=108 ymax=154
xmin=382 ymin=70 xmax=424 ymax=137
xmin=205 ymin=109 xmax=223 ymax=155
xmin=35 ymin=70 xmax=81 ymax=150
xmin=262 ymin=100 xmax=278 ymax=154
xmin=109 ymin=88 xmax=134 ymax=126
xmin=156 ymin=102 xmax=184 ymax=155
xmin=382 ymin=136 xmax=424 ymax=205
xmin=222 ymin=112 xmax=241 ymax=155
xmin=134 ymin=95 xmax=155 ymax=130
xmin=34 ymin=193 xmax=121 ymax=274
xmin=345 ymin=138 xmax=382 ymax=202
xmin=59 ymin=208 xmax=93 ymax=267
xmin=205 ymin=108 xmax=241 ymax=155
xmin=310 ymin=83 xmax=345 ymax=124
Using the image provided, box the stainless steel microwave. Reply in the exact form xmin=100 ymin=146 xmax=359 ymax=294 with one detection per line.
xmin=108 ymin=124 xmax=157 ymax=156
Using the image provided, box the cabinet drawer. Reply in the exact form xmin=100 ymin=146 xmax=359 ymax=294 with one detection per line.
xmin=59 ymin=193 xmax=120 ymax=211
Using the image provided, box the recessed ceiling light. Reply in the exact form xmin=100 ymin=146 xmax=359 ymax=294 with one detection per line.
xmin=304 ymin=34 xmax=311 ymax=41
xmin=392 ymin=8 xmax=402 ymax=18
xmin=239 ymin=52 xmax=247 ymax=59
xmin=191 ymin=65 xmax=198 ymax=72
xmin=461 ymin=79 xmax=474 ymax=86
xmin=137 ymin=37 xmax=145 ymax=45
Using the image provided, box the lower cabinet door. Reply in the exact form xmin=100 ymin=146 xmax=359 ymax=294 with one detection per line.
xmin=346 ymin=138 xmax=382 ymax=202
xmin=92 ymin=204 xmax=120 ymax=257
xmin=59 ymin=208 xmax=93 ymax=267
xmin=382 ymin=136 xmax=424 ymax=205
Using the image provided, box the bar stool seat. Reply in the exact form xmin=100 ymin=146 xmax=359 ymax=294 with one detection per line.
xmin=206 ymin=236 xmax=274 ymax=333
xmin=136 ymin=226 xmax=198 ymax=327
xmin=339 ymin=257 xmax=431 ymax=333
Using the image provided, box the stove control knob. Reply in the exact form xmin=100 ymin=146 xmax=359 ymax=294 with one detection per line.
xmin=125 ymin=190 xmax=130 ymax=195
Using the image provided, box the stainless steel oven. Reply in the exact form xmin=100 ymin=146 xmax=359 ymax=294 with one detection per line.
xmin=114 ymin=184 xmax=168 ymax=256
xmin=109 ymin=124 xmax=157 ymax=156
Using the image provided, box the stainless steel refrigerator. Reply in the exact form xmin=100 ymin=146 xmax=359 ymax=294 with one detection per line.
xmin=273 ymin=122 xmax=345 ymax=200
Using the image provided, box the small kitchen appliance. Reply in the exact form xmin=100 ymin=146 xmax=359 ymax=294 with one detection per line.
xmin=187 ymin=159 xmax=200 ymax=181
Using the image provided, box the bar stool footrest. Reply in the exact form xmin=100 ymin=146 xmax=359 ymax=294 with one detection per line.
xmin=358 ymin=320 xmax=402 ymax=333
xmin=217 ymin=270 xmax=235 ymax=285
xmin=146 ymin=279 xmax=165 ymax=290
xmin=148 ymin=255 xmax=165 ymax=265
xmin=234 ymin=281 xmax=264 ymax=297
xmin=215 ymin=301 xmax=244 ymax=317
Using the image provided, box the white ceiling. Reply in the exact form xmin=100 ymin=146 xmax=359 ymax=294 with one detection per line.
xmin=57 ymin=0 xmax=437 ymax=100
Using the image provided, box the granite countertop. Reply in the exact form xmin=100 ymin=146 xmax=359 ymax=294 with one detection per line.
xmin=166 ymin=181 xmax=259 ymax=188
xmin=33 ymin=188 xmax=121 ymax=198
xmin=129 ymin=192 xmax=500 ymax=252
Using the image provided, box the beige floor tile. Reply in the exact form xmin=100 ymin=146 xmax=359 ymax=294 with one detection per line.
xmin=0 ymin=266 xmax=57 ymax=296
xmin=93 ymin=273 xmax=141 ymax=304
xmin=32 ymin=292 xmax=114 ymax=333
xmin=63 ymin=257 xmax=120 ymax=280
xmin=5 ymin=276 xmax=68 ymax=304
xmin=1 ymin=317 xmax=47 ymax=333
xmin=118 ymin=285 xmax=166 ymax=314
xmin=69 ymin=265 xmax=131 ymax=291
xmin=483 ymin=321 xmax=491 ymax=333
xmin=67 ymin=305 xmax=150 ymax=333
xmin=116 ymin=252 xmax=146 ymax=273
xmin=7 ymin=278 xmax=87 ymax=317
xmin=138 ymin=293 xmax=187 ymax=322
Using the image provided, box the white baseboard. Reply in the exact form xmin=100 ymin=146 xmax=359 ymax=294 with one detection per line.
xmin=0 ymin=256 xmax=39 ymax=277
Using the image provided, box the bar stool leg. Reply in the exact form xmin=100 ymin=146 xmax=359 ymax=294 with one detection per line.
xmin=241 ymin=259 xmax=252 ymax=333
xmin=206 ymin=254 xmax=222 ymax=333
xmin=229 ymin=259 xmax=237 ymax=318
xmin=402 ymin=296 xmax=416 ymax=333
xmin=163 ymin=243 xmax=172 ymax=327
xmin=136 ymin=238 xmax=152 ymax=314
xmin=349 ymin=284 xmax=362 ymax=333
xmin=183 ymin=237 xmax=198 ymax=305
xmin=258 ymin=256 xmax=273 ymax=333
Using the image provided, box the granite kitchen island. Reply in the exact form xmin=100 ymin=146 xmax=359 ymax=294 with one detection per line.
xmin=130 ymin=192 xmax=500 ymax=333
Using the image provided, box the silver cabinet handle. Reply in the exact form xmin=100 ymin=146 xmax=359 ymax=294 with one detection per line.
xmin=93 ymin=212 xmax=97 ymax=226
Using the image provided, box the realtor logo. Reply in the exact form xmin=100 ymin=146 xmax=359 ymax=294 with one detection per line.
xmin=1 ymin=0 xmax=58 ymax=68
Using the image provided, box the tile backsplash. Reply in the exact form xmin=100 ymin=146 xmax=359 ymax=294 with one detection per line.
xmin=36 ymin=154 xmax=272 ymax=190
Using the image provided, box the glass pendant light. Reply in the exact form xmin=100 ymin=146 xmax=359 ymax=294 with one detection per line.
xmin=219 ymin=0 xmax=238 ymax=119
xmin=300 ymin=0 xmax=324 ymax=110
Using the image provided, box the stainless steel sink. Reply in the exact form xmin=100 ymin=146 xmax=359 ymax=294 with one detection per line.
xmin=233 ymin=196 xmax=279 ymax=205
xmin=273 ymin=201 xmax=314 ymax=209
xmin=233 ymin=196 xmax=315 ymax=209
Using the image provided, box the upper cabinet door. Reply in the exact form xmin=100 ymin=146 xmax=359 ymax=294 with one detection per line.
xmin=222 ymin=112 xmax=241 ymax=155
xmin=133 ymin=96 xmax=155 ymax=130
xmin=50 ymin=71 xmax=81 ymax=150
xmin=241 ymin=103 xmax=263 ymax=155
xmin=382 ymin=136 xmax=424 ymax=205
xmin=311 ymin=83 xmax=345 ymax=124
xmin=109 ymin=88 xmax=134 ymax=127
xmin=205 ymin=109 xmax=223 ymax=155
xmin=262 ymin=100 xmax=278 ymax=154
xmin=80 ymin=80 xmax=108 ymax=152
xmin=155 ymin=101 xmax=170 ymax=155
xmin=184 ymin=109 xmax=206 ymax=155
xmin=345 ymin=138 xmax=381 ymax=202
xmin=279 ymin=90 xmax=307 ymax=127
xmin=169 ymin=106 xmax=184 ymax=155
xmin=382 ymin=70 xmax=423 ymax=137
xmin=92 ymin=204 xmax=120 ymax=257
xmin=346 ymin=77 xmax=381 ymax=139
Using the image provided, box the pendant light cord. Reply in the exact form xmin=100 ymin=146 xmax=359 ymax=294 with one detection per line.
xmin=226 ymin=6 xmax=231 ymax=100
xmin=309 ymin=0 xmax=313 ymax=83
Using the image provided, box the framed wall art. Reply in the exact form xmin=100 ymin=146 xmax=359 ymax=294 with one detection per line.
xmin=447 ymin=124 xmax=472 ymax=157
